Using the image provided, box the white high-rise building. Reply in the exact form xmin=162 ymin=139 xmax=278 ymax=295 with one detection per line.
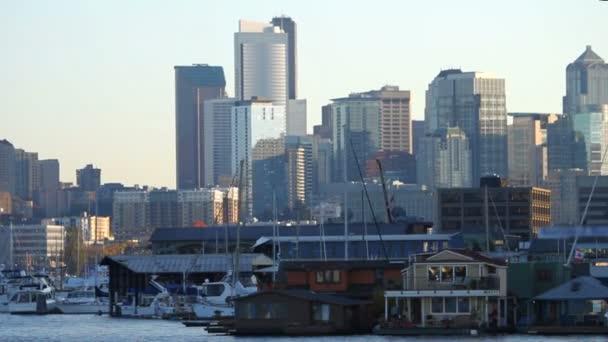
xmin=234 ymin=20 xmax=289 ymax=106
xmin=286 ymin=99 xmax=307 ymax=136
xmin=203 ymin=98 xmax=238 ymax=187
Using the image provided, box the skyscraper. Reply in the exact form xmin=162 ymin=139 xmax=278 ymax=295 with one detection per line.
xmin=331 ymin=95 xmax=381 ymax=181
xmin=14 ymin=149 xmax=38 ymax=201
xmin=368 ymin=86 xmax=412 ymax=153
xmin=271 ymin=16 xmax=297 ymax=100
xmin=0 ymin=139 xmax=16 ymax=195
xmin=37 ymin=159 xmax=60 ymax=217
xmin=234 ymin=20 xmax=289 ymax=106
xmin=203 ymin=98 xmax=238 ymax=187
xmin=547 ymin=115 xmax=588 ymax=173
xmin=572 ymin=109 xmax=608 ymax=175
xmin=286 ymin=99 xmax=307 ymax=136
xmin=286 ymin=135 xmax=314 ymax=211
xmin=76 ymin=164 xmax=101 ymax=191
xmin=417 ymin=127 xmax=472 ymax=189
xmin=175 ymin=64 xmax=226 ymax=189
xmin=425 ymin=69 xmax=507 ymax=182
xmin=231 ymin=99 xmax=286 ymax=220
xmin=507 ymin=113 xmax=557 ymax=186
xmin=563 ymin=46 xmax=608 ymax=115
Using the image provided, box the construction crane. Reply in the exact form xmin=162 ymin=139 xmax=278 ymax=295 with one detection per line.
xmin=375 ymin=159 xmax=393 ymax=224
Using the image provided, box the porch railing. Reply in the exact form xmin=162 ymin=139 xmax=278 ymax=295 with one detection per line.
xmin=404 ymin=276 xmax=500 ymax=291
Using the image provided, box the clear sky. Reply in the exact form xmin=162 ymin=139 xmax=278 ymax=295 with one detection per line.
xmin=1 ymin=0 xmax=606 ymax=188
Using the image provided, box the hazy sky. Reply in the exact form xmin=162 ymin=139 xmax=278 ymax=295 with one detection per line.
xmin=1 ymin=0 xmax=606 ymax=188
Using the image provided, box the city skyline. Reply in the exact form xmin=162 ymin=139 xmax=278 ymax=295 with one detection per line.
xmin=1 ymin=1 xmax=607 ymax=187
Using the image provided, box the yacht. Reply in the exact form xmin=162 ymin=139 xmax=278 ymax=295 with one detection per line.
xmin=8 ymin=276 xmax=56 ymax=314
xmin=192 ymin=273 xmax=257 ymax=319
xmin=0 ymin=270 xmax=28 ymax=313
xmin=119 ymin=278 xmax=175 ymax=318
xmin=56 ymin=287 xmax=109 ymax=314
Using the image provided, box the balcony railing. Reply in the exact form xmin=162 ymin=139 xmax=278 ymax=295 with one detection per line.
xmin=404 ymin=276 xmax=500 ymax=291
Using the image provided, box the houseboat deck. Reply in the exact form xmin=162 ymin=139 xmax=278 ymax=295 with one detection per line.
xmin=527 ymin=326 xmax=608 ymax=335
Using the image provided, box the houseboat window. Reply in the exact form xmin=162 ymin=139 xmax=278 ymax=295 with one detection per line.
xmin=445 ymin=297 xmax=457 ymax=313
xmin=487 ymin=266 xmax=496 ymax=274
xmin=431 ymin=298 xmax=443 ymax=313
xmin=592 ymin=300 xmax=604 ymax=313
xmin=432 ymin=297 xmax=470 ymax=314
xmin=441 ymin=266 xmax=453 ymax=282
xmin=313 ymin=303 xmax=330 ymax=322
xmin=455 ymin=266 xmax=467 ymax=282
xmin=457 ymin=297 xmax=470 ymax=313
xmin=423 ymin=241 xmax=429 ymax=253
xmin=316 ymin=270 xmax=340 ymax=284
xmin=428 ymin=267 xmax=440 ymax=281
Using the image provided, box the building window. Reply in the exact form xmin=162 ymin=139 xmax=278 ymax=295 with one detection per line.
xmin=312 ymin=303 xmax=330 ymax=322
xmin=429 ymin=265 xmax=467 ymax=283
xmin=316 ymin=270 xmax=341 ymax=284
xmin=428 ymin=266 xmax=440 ymax=281
xmin=431 ymin=297 xmax=471 ymax=314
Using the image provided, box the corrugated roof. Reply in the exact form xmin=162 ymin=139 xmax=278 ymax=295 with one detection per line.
xmin=101 ymin=253 xmax=272 ymax=274
xmin=535 ymin=276 xmax=608 ymax=301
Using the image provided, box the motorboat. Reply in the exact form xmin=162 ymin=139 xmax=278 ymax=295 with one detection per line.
xmin=56 ymin=287 xmax=109 ymax=314
xmin=192 ymin=273 xmax=257 ymax=319
xmin=119 ymin=278 xmax=175 ymax=318
xmin=0 ymin=269 xmax=28 ymax=313
xmin=8 ymin=276 xmax=56 ymax=314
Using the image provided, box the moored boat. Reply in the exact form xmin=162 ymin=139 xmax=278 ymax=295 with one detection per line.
xmin=56 ymin=287 xmax=109 ymax=314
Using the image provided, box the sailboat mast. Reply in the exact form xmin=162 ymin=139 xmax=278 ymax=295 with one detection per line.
xmin=484 ymin=185 xmax=490 ymax=252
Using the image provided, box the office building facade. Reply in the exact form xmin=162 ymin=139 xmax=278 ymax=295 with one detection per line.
xmin=270 ymin=16 xmax=297 ymax=100
xmin=234 ymin=20 xmax=289 ymax=106
xmin=508 ymin=113 xmax=557 ymax=186
xmin=425 ymin=70 xmax=508 ymax=182
xmin=175 ymin=64 xmax=226 ymax=189
xmin=76 ymin=164 xmax=101 ymax=191
xmin=563 ymin=46 xmax=608 ymax=115
xmin=0 ymin=139 xmax=16 ymax=195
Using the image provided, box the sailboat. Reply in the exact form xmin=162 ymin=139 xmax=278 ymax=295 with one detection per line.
xmin=192 ymin=161 xmax=258 ymax=320
xmin=56 ymin=285 xmax=109 ymax=314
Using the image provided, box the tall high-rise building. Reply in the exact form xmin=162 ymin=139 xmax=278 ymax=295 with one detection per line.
xmin=507 ymin=113 xmax=557 ymax=186
xmin=37 ymin=159 xmax=60 ymax=217
xmin=563 ymin=46 xmax=608 ymax=115
xmin=231 ymin=99 xmax=286 ymax=220
xmin=572 ymin=108 xmax=608 ymax=175
xmin=425 ymin=69 xmax=508 ymax=181
xmin=234 ymin=20 xmax=289 ymax=106
xmin=0 ymin=139 xmax=16 ymax=195
xmin=286 ymin=99 xmax=307 ymax=136
xmin=331 ymin=95 xmax=380 ymax=181
xmin=76 ymin=164 xmax=101 ymax=191
xmin=412 ymin=120 xmax=425 ymax=155
xmin=112 ymin=190 xmax=149 ymax=241
xmin=271 ymin=16 xmax=297 ymax=100
xmin=286 ymin=135 xmax=314 ymax=211
xmin=14 ymin=149 xmax=38 ymax=201
xmin=547 ymin=115 xmax=588 ymax=173
xmin=417 ymin=127 xmax=472 ymax=189
xmin=203 ymin=98 xmax=238 ymax=187
xmin=175 ymin=64 xmax=226 ymax=189
xmin=367 ymin=86 xmax=412 ymax=153
xmin=313 ymin=104 xmax=333 ymax=140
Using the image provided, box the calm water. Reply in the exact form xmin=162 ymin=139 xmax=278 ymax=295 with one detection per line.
xmin=1 ymin=314 xmax=608 ymax=342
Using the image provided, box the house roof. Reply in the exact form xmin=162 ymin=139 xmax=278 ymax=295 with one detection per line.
xmin=280 ymin=259 xmax=408 ymax=271
xmin=234 ymin=289 xmax=371 ymax=306
xmin=535 ymin=276 xmax=608 ymax=301
xmin=100 ymin=253 xmax=272 ymax=274
xmin=417 ymin=249 xmax=507 ymax=266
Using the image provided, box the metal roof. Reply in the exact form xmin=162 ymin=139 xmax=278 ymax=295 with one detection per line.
xmin=252 ymin=233 xmax=457 ymax=249
xmin=101 ymin=253 xmax=272 ymax=274
xmin=535 ymin=276 xmax=608 ymax=301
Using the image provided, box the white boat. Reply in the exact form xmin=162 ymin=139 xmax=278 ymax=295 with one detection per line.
xmin=119 ymin=279 xmax=175 ymax=318
xmin=192 ymin=274 xmax=257 ymax=319
xmin=0 ymin=270 xmax=28 ymax=313
xmin=8 ymin=277 xmax=56 ymax=314
xmin=56 ymin=287 xmax=109 ymax=314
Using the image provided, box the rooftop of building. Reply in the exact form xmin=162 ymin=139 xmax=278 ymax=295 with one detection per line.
xmin=100 ymin=253 xmax=272 ymax=274
xmin=174 ymin=64 xmax=226 ymax=86
xmin=234 ymin=289 xmax=371 ymax=306
xmin=573 ymin=45 xmax=605 ymax=65
xmin=0 ymin=139 xmax=14 ymax=148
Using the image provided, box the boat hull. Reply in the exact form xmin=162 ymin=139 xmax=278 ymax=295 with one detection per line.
xmin=9 ymin=300 xmax=56 ymax=314
xmin=192 ymin=303 xmax=234 ymax=319
xmin=57 ymin=303 xmax=109 ymax=314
